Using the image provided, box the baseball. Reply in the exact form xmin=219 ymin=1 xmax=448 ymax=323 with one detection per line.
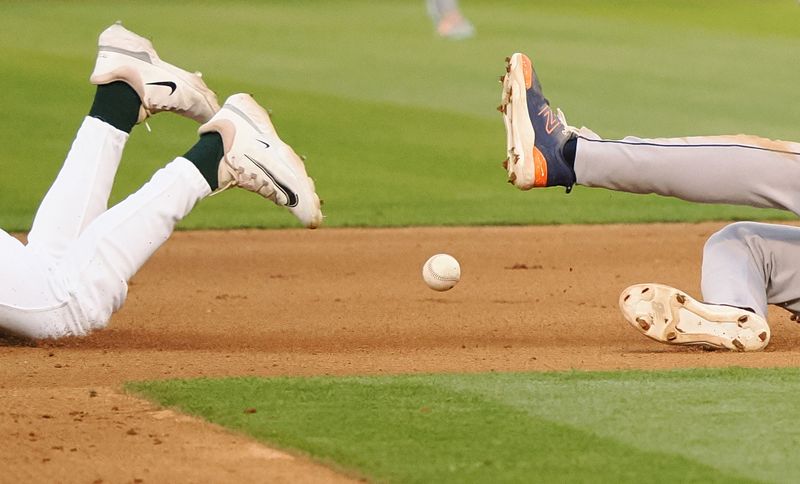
xmin=422 ymin=253 xmax=461 ymax=291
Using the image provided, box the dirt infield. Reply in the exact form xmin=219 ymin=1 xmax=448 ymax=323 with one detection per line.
xmin=2 ymin=223 xmax=799 ymax=482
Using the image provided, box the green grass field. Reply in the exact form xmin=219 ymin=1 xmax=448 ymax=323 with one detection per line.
xmin=0 ymin=0 xmax=798 ymax=230
xmin=130 ymin=367 xmax=800 ymax=483
xmin=3 ymin=1 xmax=800 ymax=482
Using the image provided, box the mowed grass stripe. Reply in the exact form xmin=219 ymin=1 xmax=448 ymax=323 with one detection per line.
xmin=129 ymin=368 xmax=800 ymax=483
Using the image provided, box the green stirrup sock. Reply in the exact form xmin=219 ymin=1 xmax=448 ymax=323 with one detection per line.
xmin=88 ymin=82 xmax=141 ymax=133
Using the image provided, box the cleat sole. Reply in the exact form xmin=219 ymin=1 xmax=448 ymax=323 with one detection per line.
xmin=619 ymin=283 xmax=770 ymax=352
xmin=500 ymin=53 xmax=538 ymax=190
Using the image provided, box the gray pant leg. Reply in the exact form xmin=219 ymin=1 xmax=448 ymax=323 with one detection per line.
xmin=701 ymin=222 xmax=800 ymax=317
xmin=573 ymin=129 xmax=800 ymax=216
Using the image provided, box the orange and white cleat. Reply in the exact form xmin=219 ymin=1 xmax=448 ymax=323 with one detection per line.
xmin=499 ymin=53 xmax=576 ymax=191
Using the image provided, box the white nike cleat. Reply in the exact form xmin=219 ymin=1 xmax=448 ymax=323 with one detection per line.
xmin=619 ymin=283 xmax=770 ymax=352
xmin=199 ymin=94 xmax=323 ymax=229
xmin=90 ymin=22 xmax=219 ymax=124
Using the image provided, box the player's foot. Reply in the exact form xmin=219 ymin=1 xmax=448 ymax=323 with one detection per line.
xmin=426 ymin=0 xmax=475 ymax=39
xmin=499 ymin=53 xmax=576 ymax=191
xmin=436 ymin=12 xmax=475 ymax=40
xmin=619 ymin=283 xmax=770 ymax=352
xmin=199 ymin=94 xmax=323 ymax=229
xmin=90 ymin=22 xmax=219 ymax=124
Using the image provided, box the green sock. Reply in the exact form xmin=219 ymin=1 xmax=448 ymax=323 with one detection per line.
xmin=88 ymin=82 xmax=141 ymax=133
xmin=183 ymin=132 xmax=224 ymax=191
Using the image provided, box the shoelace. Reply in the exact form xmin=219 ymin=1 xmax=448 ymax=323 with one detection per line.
xmin=556 ymin=108 xmax=578 ymax=137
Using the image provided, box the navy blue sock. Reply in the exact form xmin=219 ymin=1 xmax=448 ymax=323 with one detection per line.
xmin=183 ymin=132 xmax=224 ymax=191
xmin=88 ymin=82 xmax=141 ymax=133
xmin=562 ymin=136 xmax=577 ymax=170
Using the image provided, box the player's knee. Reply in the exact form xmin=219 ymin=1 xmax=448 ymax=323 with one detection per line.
xmin=704 ymin=222 xmax=767 ymax=259
xmin=708 ymin=221 xmax=759 ymax=242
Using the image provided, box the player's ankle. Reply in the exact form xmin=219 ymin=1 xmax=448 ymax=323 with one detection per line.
xmin=561 ymin=136 xmax=577 ymax=171
xmin=88 ymin=81 xmax=141 ymax=133
xmin=183 ymin=132 xmax=224 ymax=191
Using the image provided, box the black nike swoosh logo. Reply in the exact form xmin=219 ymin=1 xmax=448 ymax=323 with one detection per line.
xmin=146 ymin=81 xmax=177 ymax=95
xmin=256 ymin=139 xmax=270 ymax=149
xmin=243 ymin=154 xmax=299 ymax=207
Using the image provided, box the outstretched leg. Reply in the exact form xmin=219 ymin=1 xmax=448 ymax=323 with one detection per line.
xmin=1 ymin=93 xmax=322 ymax=339
xmin=26 ymin=22 xmax=219 ymax=263
xmin=498 ymin=52 xmax=800 ymax=215
xmin=498 ymin=52 xmax=800 ymax=351
xmin=574 ymin=132 xmax=800 ymax=216
xmin=57 ymin=94 xmax=322 ymax=335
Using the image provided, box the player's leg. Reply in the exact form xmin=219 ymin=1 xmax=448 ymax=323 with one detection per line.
xmin=498 ymin=52 xmax=800 ymax=215
xmin=52 ymin=94 xmax=323 ymax=336
xmin=574 ymin=132 xmax=800 ymax=216
xmin=26 ymin=22 xmax=218 ymax=262
xmin=701 ymin=222 xmax=800 ymax=318
xmin=618 ymin=222 xmax=800 ymax=352
xmin=0 ymin=23 xmax=219 ymax=339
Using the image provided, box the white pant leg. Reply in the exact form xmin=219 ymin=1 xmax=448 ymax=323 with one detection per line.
xmin=701 ymin=222 xmax=800 ymax=318
xmin=573 ymin=128 xmax=800 ymax=216
xmin=27 ymin=116 xmax=127 ymax=262
xmin=57 ymin=157 xmax=210 ymax=334
xmin=0 ymin=117 xmax=126 ymax=339
xmin=0 ymin=158 xmax=209 ymax=339
xmin=0 ymin=229 xmax=86 ymax=338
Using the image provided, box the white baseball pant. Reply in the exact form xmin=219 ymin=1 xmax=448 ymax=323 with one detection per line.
xmin=0 ymin=117 xmax=210 ymax=339
xmin=574 ymin=127 xmax=800 ymax=317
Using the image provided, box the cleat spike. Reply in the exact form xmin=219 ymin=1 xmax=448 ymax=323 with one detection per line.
xmin=732 ymin=339 xmax=745 ymax=351
xmin=508 ymin=172 xmax=517 ymax=183
xmin=666 ymin=331 xmax=677 ymax=341
xmin=636 ymin=317 xmax=650 ymax=331
xmin=505 ymin=56 xmax=511 ymax=63
xmin=676 ymin=294 xmax=686 ymax=304
xmin=502 ymin=158 xmax=508 ymax=170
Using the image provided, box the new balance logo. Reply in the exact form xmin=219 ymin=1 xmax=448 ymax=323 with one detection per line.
xmin=538 ymin=106 xmax=561 ymax=135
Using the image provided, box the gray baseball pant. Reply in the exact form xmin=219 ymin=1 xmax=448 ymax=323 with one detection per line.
xmin=573 ymin=127 xmax=800 ymax=317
